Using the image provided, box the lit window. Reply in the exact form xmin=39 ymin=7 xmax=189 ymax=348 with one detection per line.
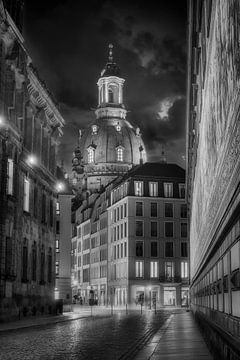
xmin=134 ymin=181 xmax=143 ymax=196
xmin=7 ymin=158 xmax=14 ymax=195
xmin=135 ymin=261 xmax=143 ymax=278
xmin=181 ymin=261 xmax=188 ymax=278
xmin=149 ymin=182 xmax=158 ymax=197
xmin=179 ymin=184 xmax=185 ymax=198
xmin=117 ymin=147 xmax=123 ymax=161
xmin=56 ymin=201 xmax=60 ymax=215
xmin=88 ymin=148 xmax=95 ymax=163
xmin=150 ymin=261 xmax=158 ymax=278
xmin=23 ymin=177 xmax=30 ymax=212
xmin=56 ymin=261 xmax=59 ymax=275
xmin=164 ymin=183 xmax=173 ymax=198
xmin=92 ymin=125 xmax=98 ymax=134
xmin=56 ymin=239 xmax=59 ymax=253
xmin=116 ymin=124 xmax=121 ymax=132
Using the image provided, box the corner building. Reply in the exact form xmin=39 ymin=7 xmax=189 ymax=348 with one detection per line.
xmin=187 ymin=0 xmax=240 ymax=358
xmin=108 ymin=163 xmax=189 ymax=307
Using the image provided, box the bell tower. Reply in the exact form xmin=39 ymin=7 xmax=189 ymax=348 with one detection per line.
xmin=95 ymin=44 xmax=127 ymax=121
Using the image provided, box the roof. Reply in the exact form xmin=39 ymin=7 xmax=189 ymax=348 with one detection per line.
xmin=121 ymin=162 xmax=186 ymax=181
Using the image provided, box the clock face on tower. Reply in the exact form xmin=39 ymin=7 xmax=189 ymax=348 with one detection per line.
xmin=72 ymin=45 xmax=147 ymax=191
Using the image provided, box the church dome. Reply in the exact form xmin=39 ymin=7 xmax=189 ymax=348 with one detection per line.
xmin=79 ymin=118 xmax=146 ymax=166
xmin=72 ymin=44 xmax=147 ymax=191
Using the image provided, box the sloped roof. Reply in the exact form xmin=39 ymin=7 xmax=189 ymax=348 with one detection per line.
xmin=122 ymin=162 xmax=185 ymax=180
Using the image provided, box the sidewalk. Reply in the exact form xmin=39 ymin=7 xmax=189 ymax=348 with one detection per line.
xmin=135 ymin=311 xmax=213 ymax=360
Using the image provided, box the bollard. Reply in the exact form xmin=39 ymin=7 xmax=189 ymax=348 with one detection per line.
xmin=126 ymin=304 xmax=128 ymax=315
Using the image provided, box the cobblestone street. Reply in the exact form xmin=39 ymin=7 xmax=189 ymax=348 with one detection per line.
xmin=0 ymin=310 xmax=172 ymax=360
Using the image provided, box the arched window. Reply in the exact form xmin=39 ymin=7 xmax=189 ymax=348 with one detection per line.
xmin=117 ymin=147 xmax=123 ymax=162
xmin=88 ymin=148 xmax=95 ymax=163
xmin=108 ymin=87 xmax=114 ymax=103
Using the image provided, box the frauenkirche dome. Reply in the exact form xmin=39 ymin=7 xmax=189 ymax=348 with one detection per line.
xmin=72 ymin=44 xmax=147 ymax=191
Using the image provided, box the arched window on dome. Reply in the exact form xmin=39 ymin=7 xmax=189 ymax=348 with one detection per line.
xmin=116 ymin=146 xmax=124 ymax=162
xmin=87 ymin=147 xmax=95 ymax=163
xmin=108 ymin=83 xmax=119 ymax=103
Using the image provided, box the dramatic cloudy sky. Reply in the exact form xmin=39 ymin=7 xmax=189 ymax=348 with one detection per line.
xmin=24 ymin=0 xmax=187 ymax=172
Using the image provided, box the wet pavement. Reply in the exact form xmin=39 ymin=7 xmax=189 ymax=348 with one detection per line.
xmin=0 ymin=310 xmax=171 ymax=360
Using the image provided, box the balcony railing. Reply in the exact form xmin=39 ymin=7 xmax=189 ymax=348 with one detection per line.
xmin=159 ymin=275 xmax=189 ymax=283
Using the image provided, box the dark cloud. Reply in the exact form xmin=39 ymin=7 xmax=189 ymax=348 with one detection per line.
xmin=24 ymin=0 xmax=187 ymax=171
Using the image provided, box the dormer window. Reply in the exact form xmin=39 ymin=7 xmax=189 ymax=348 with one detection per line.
xmin=116 ymin=146 xmax=124 ymax=162
xmin=116 ymin=123 xmax=121 ymax=132
xmin=92 ymin=125 xmax=98 ymax=135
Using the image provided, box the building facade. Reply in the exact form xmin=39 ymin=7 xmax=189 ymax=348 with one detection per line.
xmin=187 ymin=0 xmax=240 ymax=358
xmin=0 ymin=1 xmax=65 ymax=321
xmin=72 ymin=163 xmax=189 ymax=308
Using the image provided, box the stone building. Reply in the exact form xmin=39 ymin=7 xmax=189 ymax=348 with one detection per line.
xmin=187 ymin=0 xmax=240 ymax=358
xmin=0 ymin=1 xmax=65 ymax=321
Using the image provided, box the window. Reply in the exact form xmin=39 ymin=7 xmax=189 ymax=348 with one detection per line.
xmin=88 ymin=148 xmax=95 ymax=163
xmin=48 ymin=249 xmax=52 ymax=283
xmin=181 ymin=261 xmax=188 ymax=278
xmin=165 ymin=222 xmax=173 ymax=237
xmin=151 ymin=222 xmax=157 ymax=237
xmin=165 ymin=203 xmax=173 ymax=217
xmin=120 ymin=205 xmax=123 ymax=219
xmin=181 ymin=242 xmax=188 ymax=257
xmin=164 ymin=183 xmax=173 ymax=198
xmin=42 ymin=193 xmax=46 ymax=223
xmin=117 ymin=147 xmax=123 ymax=161
xmin=23 ymin=177 xmax=30 ymax=212
xmin=136 ymin=221 xmax=143 ymax=236
xmin=121 ymin=243 xmax=123 ymax=258
xmin=151 ymin=242 xmax=158 ymax=257
xmin=56 ymin=201 xmax=60 ymax=215
xmin=33 ymin=187 xmax=38 ymax=218
xmin=56 ymin=220 xmax=60 ymax=234
xmin=180 ymin=204 xmax=187 ymax=218
xmin=32 ymin=246 xmax=37 ymax=281
xmin=150 ymin=261 xmax=158 ymax=278
xmin=165 ymin=262 xmax=174 ymax=280
xmin=56 ymin=239 xmax=59 ymax=253
xmin=134 ymin=181 xmax=143 ymax=196
xmin=150 ymin=202 xmax=157 ymax=217
xmin=22 ymin=244 xmax=28 ymax=282
xmin=55 ymin=261 xmax=59 ymax=275
xmin=181 ymin=223 xmax=187 ymax=238
xmin=136 ymin=241 xmax=143 ymax=257
xmin=165 ymin=242 xmax=173 ymax=257
xmin=124 ymin=222 xmax=127 ymax=237
xmin=83 ymin=268 xmax=89 ymax=282
xmin=124 ymin=242 xmax=127 ymax=257
xmin=92 ymin=125 xmax=98 ymax=134
xmin=124 ymin=203 xmax=127 ymax=217
xmin=149 ymin=182 xmax=158 ymax=196
xmin=40 ymin=251 xmax=45 ymax=283
xmin=135 ymin=261 xmax=143 ymax=278
xmin=7 ymin=158 xmax=14 ymax=195
xmin=120 ymin=223 xmax=123 ymax=238
xmin=179 ymin=184 xmax=185 ymax=198
xmin=136 ymin=202 xmax=143 ymax=216
xmin=50 ymin=199 xmax=53 ymax=227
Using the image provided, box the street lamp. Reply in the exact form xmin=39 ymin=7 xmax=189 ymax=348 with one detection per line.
xmin=55 ymin=181 xmax=65 ymax=193
xmin=27 ymin=154 xmax=38 ymax=166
